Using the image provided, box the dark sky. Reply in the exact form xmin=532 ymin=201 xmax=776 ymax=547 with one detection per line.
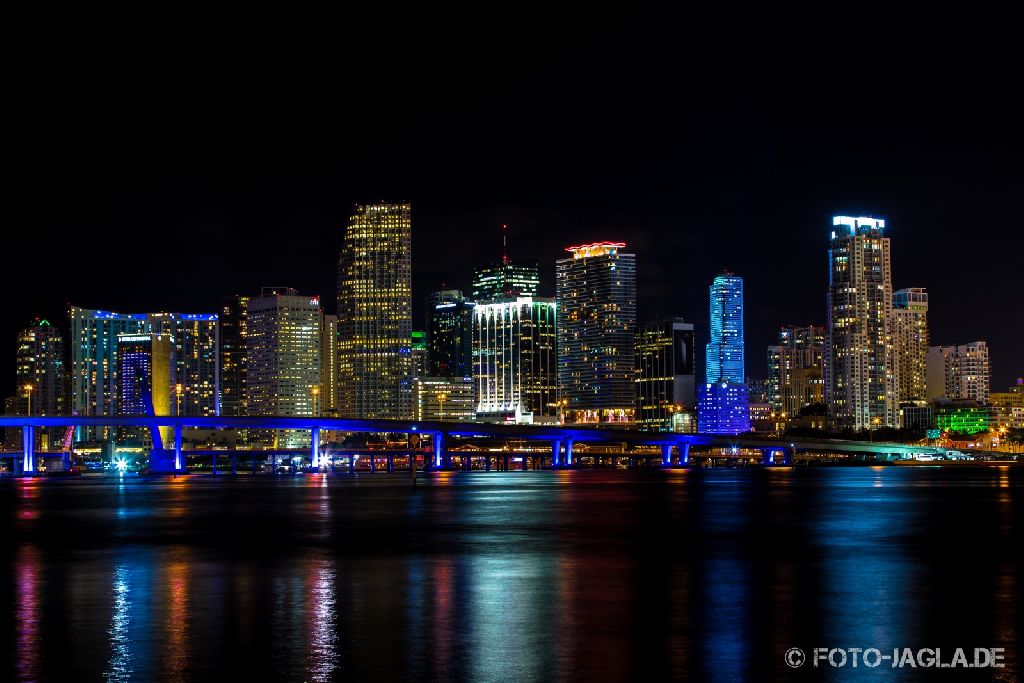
xmin=6 ymin=11 xmax=1022 ymax=398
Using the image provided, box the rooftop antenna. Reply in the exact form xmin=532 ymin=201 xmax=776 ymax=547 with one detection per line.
xmin=501 ymin=224 xmax=510 ymax=265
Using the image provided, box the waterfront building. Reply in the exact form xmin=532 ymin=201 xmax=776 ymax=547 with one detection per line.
xmin=117 ymin=332 xmax=173 ymax=446
xmin=892 ymin=287 xmax=929 ymax=402
xmin=634 ymin=318 xmax=696 ymax=432
xmin=427 ymin=290 xmax=475 ymax=377
xmin=767 ymin=325 xmax=826 ymax=417
xmin=990 ymin=378 xmax=1024 ymax=429
xmin=472 ymin=296 xmax=558 ymax=423
xmin=825 ymin=216 xmax=898 ymax=430
xmin=899 ymin=400 xmax=933 ymax=430
xmin=934 ymin=399 xmax=991 ymax=434
xmin=69 ymin=306 xmax=219 ymax=441
xmin=14 ymin=319 xmax=66 ymax=449
xmin=926 ymin=342 xmax=990 ymax=405
xmin=337 ymin=202 xmax=413 ymax=419
xmin=245 ymin=288 xmax=321 ymax=447
xmin=219 ymin=295 xmax=249 ymax=416
xmin=413 ymin=376 xmax=475 ymax=421
xmin=556 ymin=241 xmax=637 ymax=424
xmin=698 ymin=272 xmax=750 ymax=434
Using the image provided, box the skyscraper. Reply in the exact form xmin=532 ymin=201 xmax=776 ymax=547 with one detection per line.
xmin=892 ymin=288 xmax=929 ymax=403
xmin=698 ymin=273 xmax=751 ymax=434
xmin=635 ymin=318 xmax=696 ymax=432
xmin=337 ymin=202 xmax=413 ymax=419
xmin=245 ymin=288 xmax=322 ymax=447
xmin=427 ymin=289 xmax=475 ymax=377
xmin=12 ymin=319 xmax=66 ymax=449
xmin=471 ymin=225 xmax=540 ymax=300
xmin=219 ymin=294 xmax=249 ymax=417
xmin=826 ymin=216 xmax=897 ymax=430
xmin=117 ymin=332 xmax=173 ymax=447
xmin=926 ymin=342 xmax=990 ymax=405
xmin=320 ymin=314 xmax=338 ymax=415
xmin=767 ymin=325 xmax=825 ymax=416
xmin=70 ymin=306 xmax=219 ymax=434
xmin=472 ymin=296 xmax=558 ymax=423
xmin=556 ymin=241 xmax=637 ymax=424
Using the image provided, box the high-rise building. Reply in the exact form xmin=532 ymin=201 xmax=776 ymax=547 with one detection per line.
xmin=767 ymin=325 xmax=825 ymax=417
xmin=926 ymin=342 xmax=990 ymax=405
xmin=826 ymin=216 xmax=897 ymax=430
xmin=556 ymin=241 xmax=637 ymax=424
xmin=413 ymin=376 xmax=476 ymax=421
xmin=245 ymin=288 xmax=321 ymax=447
xmin=471 ymin=225 xmax=540 ymax=300
xmin=635 ymin=318 xmax=696 ymax=432
xmin=320 ymin=314 xmax=338 ymax=415
xmin=892 ymin=287 xmax=929 ymax=403
xmin=472 ymin=296 xmax=558 ymax=423
xmin=698 ymin=273 xmax=751 ymax=434
xmin=427 ymin=289 xmax=475 ymax=377
xmin=337 ymin=202 xmax=413 ymax=419
xmin=411 ymin=330 xmax=428 ymax=379
xmin=117 ymin=332 xmax=173 ymax=446
xmin=147 ymin=313 xmax=220 ymax=417
xmin=11 ymin=319 xmax=66 ymax=449
xmin=69 ymin=306 xmax=219 ymax=441
xmin=16 ymin=319 xmax=66 ymax=418
xmin=219 ymin=295 xmax=249 ymax=417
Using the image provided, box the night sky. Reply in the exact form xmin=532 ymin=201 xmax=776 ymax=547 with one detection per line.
xmin=6 ymin=12 xmax=1022 ymax=398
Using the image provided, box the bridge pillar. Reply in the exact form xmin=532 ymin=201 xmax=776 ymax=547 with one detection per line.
xmin=661 ymin=444 xmax=673 ymax=467
xmin=387 ymin=454 xmax=394 ymax=473
xmin=784 ymin=447 xmax=794 ymax=465
xmin=232 ymin=453 xmax=237 ymax=476
xmin=433 ymin=433 xmax=445 ymax=470
xmin=565 ymin=439 xmax=574 ymax=466
xmin=272 ymin=453 xmax=278 ymax=473
xmin=311 ymin=427 xmax=321 ymax=469
xmin=23 ymin=425 xmax=35 ymax=474
xmin=680 ymin=443 xmax=690 ymax=466
xmin=761 ymin=449 xmax=773 ymax=466
xmin=174 ymin=425 xmax=183 ymax=472
xmin=551 ymin=440 xmax=562 ymax=468
xmin=252 ymin=452 xmax=257 ymax=474
xmin=62 ymin=451 xmax=71 ymax=472
xmin=212 ymin=452 xmax=218 ymax=474
xmin=348 ymin=453 xmax=354 ymax=474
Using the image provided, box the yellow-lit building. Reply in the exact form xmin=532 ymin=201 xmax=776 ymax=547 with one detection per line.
xmin=337 ymin=202 xmax=413 ymax=418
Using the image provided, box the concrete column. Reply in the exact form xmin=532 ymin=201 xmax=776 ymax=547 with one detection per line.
xmin=565 ymin=439 xmax=574 ymax=466
xmin=212 ymin=452 xmax=218 ymax=474
xmin=433 ymin=433 xmax=445 ymax=470
xmin=62 ymin=451 xmax=71 ymax=472
xmin=348 ymin=453 xmax=354 ymax=474
xmin=272 ymin=453 xmax=278 ymax=473
xmin=252 ymin=452 xmax=257 ymax=474
xmin=232 ymin=453 xmax=237 ymax=476
xmin=23 ymin=425 xmax=35 ymax=474
xmin=174 ymin=425 xmax=183 ymax=472
xmin=761 ymin=449 xmax=773 ymax=466
xmin=661 ymin=444 xmax=673 ymax=466
xmin=551 ymin=440 xmax=562 ymax=468
xmin=680 ymin=443 xmax=690 ymax=466
xmin=311 ymin=427 xmax=321 ymax=469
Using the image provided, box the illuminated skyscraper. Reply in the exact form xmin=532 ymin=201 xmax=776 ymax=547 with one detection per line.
xmin=411 ymin=330 xmax=428 ymax=379
xmin=698 ymin=273 xmax=751 ymax=434
xmin=117 ymin=332 xmax=173 ymax=446
xmin=70 ymin=307 xmax=220 ymax=430
xmin=556 ymin=241 xmax=637 ymax=423
xmin=473 ymin=296 xmax=558 ymax=423
xmin=826 ymin=216 xmax=897 ymax=430
xmin=337 ymin=202 xmax=413 ymax=419
xmin=892 ymin=288 xmax=929 ymax=402
xmin=767 ymin=325 xmax=825 ymax=416
xmin=471 ymin=225 xmax=540 ymax=300
xmin=320 ymin=314 xmax=338 ymax=415
xmin=926 ymin=341 xmax=990 ymax=405
xmin=245 ymin=288 xmax=322 ymax=447
xmin=427 ymin=289 xmax=475 ymax=377
xmin=635 ymin=318 xmax=696 ymax=432
xmin=11 ymin=319 xmax=66 ymax=449
xmin=219 ymin=294 xmax=249 ymax=416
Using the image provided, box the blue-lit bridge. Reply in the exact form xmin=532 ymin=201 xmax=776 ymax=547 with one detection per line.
xmin=0 ymin=415 xmax=949 ymax=476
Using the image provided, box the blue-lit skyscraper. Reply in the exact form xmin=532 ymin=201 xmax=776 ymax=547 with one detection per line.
xmin=698 ymin=272 xmax=751 ymax=434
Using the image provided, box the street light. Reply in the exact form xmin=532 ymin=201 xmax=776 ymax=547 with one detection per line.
xmin=870 ymin=416 xmax=881 ymax=442
xmin=23 ymin=383 xmax=34 ymax=416
xmin=175 ymin=383 xmax=183 ymax=416
xmin=437 ymin=391 xmax=448 ymax=420
xmin=311 ymin=385 xmax=321 ymax=416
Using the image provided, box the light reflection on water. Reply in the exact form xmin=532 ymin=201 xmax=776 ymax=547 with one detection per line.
xmin=1 ymin=466 xmax=1020 ymax=681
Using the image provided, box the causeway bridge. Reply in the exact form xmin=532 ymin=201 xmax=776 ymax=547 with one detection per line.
xmin=0 ymin=415 xmax=947 ymax=476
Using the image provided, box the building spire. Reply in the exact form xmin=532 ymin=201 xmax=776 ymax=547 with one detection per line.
xmin=501 ymin=224 xmax=509 ymax=265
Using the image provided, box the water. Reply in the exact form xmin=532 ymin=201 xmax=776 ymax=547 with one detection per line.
xmin=2 ymin=467 xmax=1020 ymax=681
